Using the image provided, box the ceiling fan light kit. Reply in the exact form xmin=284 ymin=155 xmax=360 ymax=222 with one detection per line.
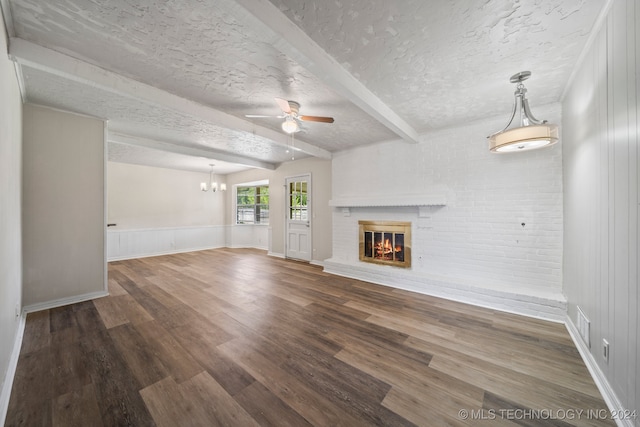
xmin=282 ymin=116 xmax=300 ymax=133
xmin=488 ymin=71 xmax=558 ymax=153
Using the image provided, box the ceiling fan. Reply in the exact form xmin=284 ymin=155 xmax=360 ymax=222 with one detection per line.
xmin=245 ymin=98 xmax=334 ymax=134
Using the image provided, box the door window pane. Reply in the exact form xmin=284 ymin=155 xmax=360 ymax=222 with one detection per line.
xmin=289 ymin=180 xmax=308 ymax=220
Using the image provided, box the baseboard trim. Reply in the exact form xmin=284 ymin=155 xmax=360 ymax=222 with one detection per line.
xmin=0 ymin=311 xmax=26 ymax=426
xmin=227 ymin=244 xmax=268 ymax=250
xmin=565 ymin=316 xmax=633 ymax=427
xmin=107 ymin=245 xmax=226 ymax=262
xmin=267 ymin=251 xmax=285 ymax=259
xmin=268 ymin=251 xmax=324 ymax=267
xmin=23 ymin=290 xmax=109 ymax=314
xmin=323 ymin=258 xmax=566 ymax=322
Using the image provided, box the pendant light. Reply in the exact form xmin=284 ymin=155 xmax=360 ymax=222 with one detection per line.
xmin=488 ymin=71 xmax=558 ymax=153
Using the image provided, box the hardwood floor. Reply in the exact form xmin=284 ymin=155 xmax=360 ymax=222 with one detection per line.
xmin=6 ymin=248 xmax=614 ymax=426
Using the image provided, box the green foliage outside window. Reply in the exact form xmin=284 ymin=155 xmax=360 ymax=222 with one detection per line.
xmin=236 ymin=186 xmax=269 ymax=224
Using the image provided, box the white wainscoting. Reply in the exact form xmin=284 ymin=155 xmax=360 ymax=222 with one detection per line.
xmin=107 ymin=225 xmax=270 ymax=261
xmin=228 ymin=225 xmax=269 ymax=250
xmin=107 ymin=226 xmax=226 ymax=261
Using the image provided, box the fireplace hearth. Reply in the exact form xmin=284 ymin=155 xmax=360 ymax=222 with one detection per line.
xmin=359 ymin=220 xmax=411 ymax=268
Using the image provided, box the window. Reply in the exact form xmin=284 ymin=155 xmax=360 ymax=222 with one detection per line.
xmin=236 ymin=185 xmax=269 ymax=224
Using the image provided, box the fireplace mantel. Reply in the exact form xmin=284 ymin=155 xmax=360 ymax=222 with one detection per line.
xmin=329 ymin=193 xmax=446 ymax=216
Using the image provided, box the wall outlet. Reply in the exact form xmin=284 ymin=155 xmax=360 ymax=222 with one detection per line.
xmin=603 ymin=339 xmax=609 ymax=363
xmin=15 ymin=303 xmax=20 ymax=318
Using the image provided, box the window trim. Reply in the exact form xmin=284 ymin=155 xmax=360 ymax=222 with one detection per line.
xmin=235 ymin=181 xmax=269 ymax=225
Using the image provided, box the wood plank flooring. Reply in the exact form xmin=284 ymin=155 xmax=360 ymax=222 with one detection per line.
xmin=5 ymin=248 xmax=615 ymax=426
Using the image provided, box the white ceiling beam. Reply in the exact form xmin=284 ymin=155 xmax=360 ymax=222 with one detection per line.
xmin=0 ymin=0 xmax=15 ymax=37
xmin=232 ymin=0 xmax=420 ymax=144
xmin=8 ymin=37 xmax=332 ymax=160
xmin=109 ymin=132 xmax=276 ymax=170
xmin=0 ymin=2 xmax=25 ymax=102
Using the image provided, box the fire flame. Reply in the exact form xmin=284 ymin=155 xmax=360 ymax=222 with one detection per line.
xmin=373 ymin=238 xmax=404 ymax=260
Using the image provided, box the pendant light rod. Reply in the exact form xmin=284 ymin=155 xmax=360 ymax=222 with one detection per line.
xmin=494 ymin=71 xmax=545 ymax=133
xmin=488 ymin=71 xmax=558 ymax=153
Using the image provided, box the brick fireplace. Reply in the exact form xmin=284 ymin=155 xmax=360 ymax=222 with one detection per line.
xmin=359 ymin=220 xmax=411 ymax=268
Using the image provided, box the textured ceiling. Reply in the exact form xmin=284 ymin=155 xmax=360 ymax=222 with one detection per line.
xmin=2 ymin=0 xmax=605 ymax=173
xmin=269 ymin=0 xmax=602 ymax=129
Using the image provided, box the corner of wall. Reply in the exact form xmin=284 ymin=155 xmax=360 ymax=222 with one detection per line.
xmin=0 ymin=312 xmax=25 ymax=427
xmin=0 ymin=6 xmax=24 ymax=426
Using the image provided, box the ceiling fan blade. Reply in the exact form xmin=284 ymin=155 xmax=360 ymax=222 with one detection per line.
xmin=300 ymin=115 xmax=334 ymax=123
xmin=274 ymin=97 xmax=292 ymax=114
xmin=245 ymin=114 xmax=284 ymax=118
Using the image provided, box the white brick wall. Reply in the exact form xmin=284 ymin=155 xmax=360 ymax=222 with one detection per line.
xmin=327 ymin=103 xmax=565 ymax=319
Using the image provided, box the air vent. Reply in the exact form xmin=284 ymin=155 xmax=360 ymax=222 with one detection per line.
xmin=576 ymin=306 xmax=591 ymax=348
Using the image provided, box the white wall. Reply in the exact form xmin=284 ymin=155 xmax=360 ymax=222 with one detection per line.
xmin=22 ymin=104 xmax=106 ymax=309
xmin=327 ymin=104 xmax=565 ymax=319
xmin=109 ymin=157 xmax=332 ymax=262
xmin=0 ymin=12 xmax=24 ymax=423
xmin=225 ymin=157 xmax=332 ymax=263
xmin=562 ymin=0 xmax=638 ymax=421
xmin=106 ymin=162 xmax=228 ymax=260
xmin=108 ymin=161 xmax=225 ymax=229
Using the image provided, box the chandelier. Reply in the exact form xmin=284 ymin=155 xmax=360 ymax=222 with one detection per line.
xmin=200 ymin=164 xmax=226 ymax=192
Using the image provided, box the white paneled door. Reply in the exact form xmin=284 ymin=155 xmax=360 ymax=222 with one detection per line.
xmin=285 ymin=174 xmax=311 ymax=261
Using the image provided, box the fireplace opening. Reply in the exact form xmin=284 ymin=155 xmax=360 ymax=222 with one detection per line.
xmin=359 ymin=221 xmax=411 ymax=268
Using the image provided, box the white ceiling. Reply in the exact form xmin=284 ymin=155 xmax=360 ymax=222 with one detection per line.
xmin=2 ymin=0 xmax=606 ymax=174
